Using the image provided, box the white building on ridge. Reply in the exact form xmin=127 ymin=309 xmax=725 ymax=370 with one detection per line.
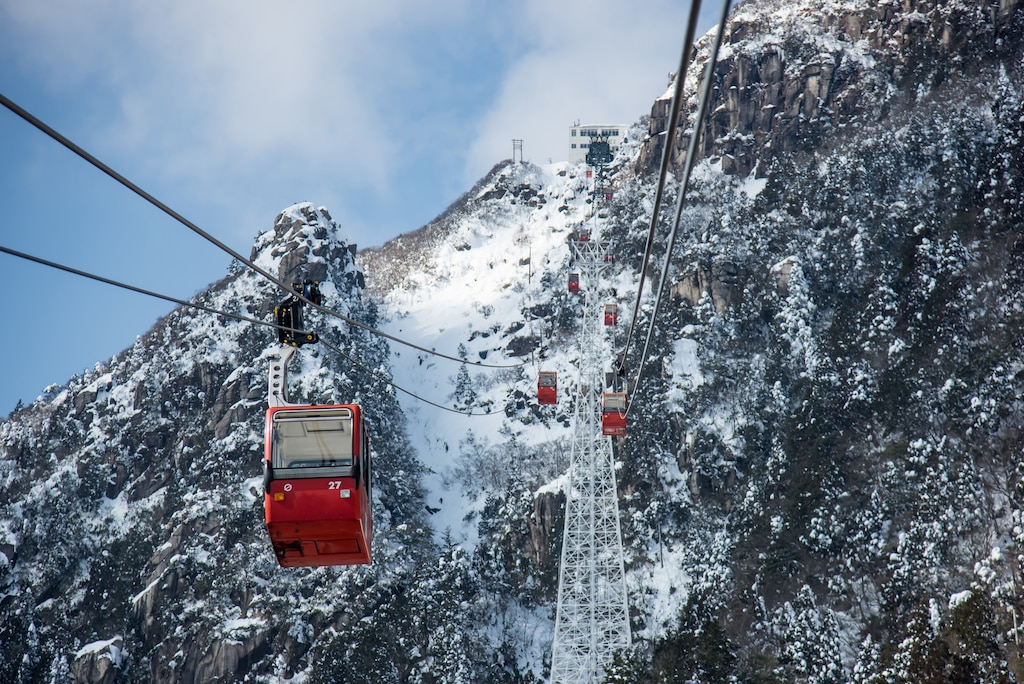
xmin=568 ymin=124 xmax=628 ymax=164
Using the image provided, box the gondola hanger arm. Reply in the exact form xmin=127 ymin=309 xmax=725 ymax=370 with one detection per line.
xmin=267 ymin=346 xmax=298 ymax=408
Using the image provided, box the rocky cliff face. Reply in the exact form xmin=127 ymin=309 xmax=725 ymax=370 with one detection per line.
xmin=638 ymin=0 xmax=1024 ymax=178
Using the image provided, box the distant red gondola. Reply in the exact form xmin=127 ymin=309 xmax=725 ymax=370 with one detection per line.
xmin=601 ymin=392 xmax=627 ymax=436
xmin=604 ymin=303 xmax=618 ymax=326
xmin=264 ymin=404 xmax=372 ymax=567
xmin=538 ymin=370 xmax=557 ymax=405
xmin=568 ymin=273 xmax=580 ymax=293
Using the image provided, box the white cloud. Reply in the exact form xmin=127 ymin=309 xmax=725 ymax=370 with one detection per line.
xmin=108 ymin=2 xmax=401 ymax=187
xmin=2 ymin=0 xmax=719 ymax=238
xmin=2 ymin=0 xmax=476 ymax=189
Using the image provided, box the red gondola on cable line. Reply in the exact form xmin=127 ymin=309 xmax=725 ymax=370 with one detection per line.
xmin=601 ymin=392 xmax=627 ymax=436
xmin=568 ymin=273 xmax=580 ymax=293
xmin=538 ymin=370 xmax=557 ymax=405
xmin=604 ymin=303 xmax=618 ymax=326
xmin=264 ymin=404 xmax=372 ymax=567
xmin=579 ymin=228 xmax=591 ymax=242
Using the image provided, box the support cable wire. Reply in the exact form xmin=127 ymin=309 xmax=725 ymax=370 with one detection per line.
xmin=0 ymin=91 xmax=522 ymax=371
xmin=0 ymin=244 xmax=499 ymax=417
xmin=627 ymin=0 xmax=733 ymax=417
xmin=318 ymin=337 xmax=502 ymax=416
xmin=617 ymin=1 xmax=705 ymax=378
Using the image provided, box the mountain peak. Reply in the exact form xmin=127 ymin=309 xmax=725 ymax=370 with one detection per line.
xmin=250 ymin=202 xmax=356 ymax=285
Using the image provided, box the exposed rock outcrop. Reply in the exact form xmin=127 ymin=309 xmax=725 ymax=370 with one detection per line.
xmin=671 ymin=259 xmax=746 ymax=312
xmin=526 ymin=491 xmax=564 ymax=566
xmin=638 ymin=0 xmax=1024 ymax=177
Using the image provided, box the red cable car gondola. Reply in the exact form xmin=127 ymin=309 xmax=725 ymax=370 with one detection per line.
xmin=568 ymin=273 xmax=580 ymax=293
xmin=601 ymin=392 xmax=627 ymax=436
xmin=263 ymin=348 xmax=372 ymax=567
xmin=604 ymin=303 xmax=618 ymax=326
xmin=538 ymin=370 xmax=557 ymax=405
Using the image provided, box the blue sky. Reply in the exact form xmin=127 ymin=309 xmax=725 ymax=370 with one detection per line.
xmin=0 ymin=0 xmax=719 ymax=415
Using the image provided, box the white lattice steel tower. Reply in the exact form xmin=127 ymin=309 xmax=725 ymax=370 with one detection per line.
xmin=550 ymin=161 xmax=631 ymax=683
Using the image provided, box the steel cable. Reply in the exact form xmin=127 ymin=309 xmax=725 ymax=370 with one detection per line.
xmin=0 ymin=91 xmax=523 ymax=370
xmin=0 ymin=243 xmax=500 ymax=417
xmin=617 ymin=0 xmax=706 ymax=378
xmin=627 ymin=0 xmax=733 ymax=417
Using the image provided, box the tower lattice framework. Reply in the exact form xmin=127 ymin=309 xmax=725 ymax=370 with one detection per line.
xmin=549 ymin=169 xmax=631 ymax=683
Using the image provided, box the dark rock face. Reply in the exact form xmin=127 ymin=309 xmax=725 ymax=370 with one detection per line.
xmin=526 ymin=491 xmax=563 ymax=567
xmin=607 ymin=1 xmax=1024 ymax=680
xmin=70 ymin=639 xmax=123 ymax=684
xmin=637 ymin=0 xmax=1024 ymax=178
xmin=671 ymin=259 xmax=746 ymax=312
xmin=250 ymin=204 xmax=351 ymax=287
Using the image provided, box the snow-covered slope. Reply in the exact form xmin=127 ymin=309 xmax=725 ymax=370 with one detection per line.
xmin=363 ymin=160 xmax=616 ymax=545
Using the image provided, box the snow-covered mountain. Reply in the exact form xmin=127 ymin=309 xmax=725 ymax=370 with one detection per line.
xmin=3 ymin=0 xmax=1024 ymax=681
